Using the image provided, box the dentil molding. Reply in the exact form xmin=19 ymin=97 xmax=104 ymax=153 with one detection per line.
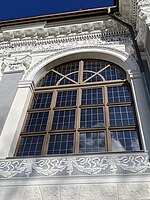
xmin=0 ymin=29 xmax=129 ymax=57
xmin=0 ymin=19 xmax=119 ymax=42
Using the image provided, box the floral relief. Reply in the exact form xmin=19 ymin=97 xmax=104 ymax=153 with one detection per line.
xmin=0 ymin=154 xmax=149 ymax=179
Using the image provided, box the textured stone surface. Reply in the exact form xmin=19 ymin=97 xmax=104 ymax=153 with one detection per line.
xmin=60 ymin=185 xmax=79 ymax=200
xmin=118 ymin=183 xmax=150 ymax=200
xmin=40 ymin=185 xmax=60 ymax=200
xmin=0 ymin=187 xmax=24 ymax=200
xmin=1 ymin=183 xmax=150 ymax=200
xmin=22 ymin=186 xmax=42 ymax=200
xmin=78 ymin=184 xmax=118 ymax=200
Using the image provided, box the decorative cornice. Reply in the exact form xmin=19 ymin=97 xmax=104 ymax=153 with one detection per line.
xmin=0 ymin=29 xmax=129 ymax=56
xmin=0 ymin=19 xmax=120 ymax=42
xmin=0 ymin=153 xmax=149 ymax=179
xmin=0 ymin=1 xmax=148 ymax=52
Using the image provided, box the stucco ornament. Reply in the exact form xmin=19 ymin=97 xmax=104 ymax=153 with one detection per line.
xmin=1 ymin=55 xmax=32 ymax=73
xmin=0 ymin=153 xmax=150 ymax=179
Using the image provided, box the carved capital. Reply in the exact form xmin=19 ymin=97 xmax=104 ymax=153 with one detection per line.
xmin=1 ymin=55 xmax=32 ymax=73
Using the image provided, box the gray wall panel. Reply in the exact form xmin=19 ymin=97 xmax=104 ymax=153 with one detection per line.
xmin=146 ymin=27 xmax=150 ymax=64
xmin=0 ymin=72 xmax=23 ymax=134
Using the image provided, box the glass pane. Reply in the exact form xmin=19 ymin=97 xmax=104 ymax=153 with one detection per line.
xmin=111 ymin=130 xmax=141 ymax=151
xmin=84 ymin=60 xmax=104 ymax=72
xmin=83 ymin=72 xmax=94 ymax=81
xmin=59 ymin=78 xmax=75 ymax=85
xmin=80 ymin=108 xmax=104 ymax=128
xmin=82 ymin=88 xmax=103 ymax=105
xmin=37 ymin=71 xmax=61 ymax=87
xmin=86 ymin=75 xmax=103 ymax=82
xmin=108 ymin=85 xmax=132 ymax=103
xmin=47 ymin=133 xmax=74 ymax=154
xmin=56 ymin=90 xmax=77 ymax=107
xmin=31 ymin=93 xmax=52 ymax=109
xmin=52 ymin=110 xmax=75 ymax=130
xmin=55 ymin=61 xmax=79 ymax=75
xmin=101 ymin=65 xmax=125 ymax=80
xmin=68 ymin=72 xmax=78 ymax=82
xmin=83 ymin=72 xmax=102 ymax=82
xmin=17 ymin=135 xmax=44 ymax=156
xmin=109 ymin=106 xmax=136 ymax=127
xmin=24 ymin=112 xmax=48 ymax=132
xmin=79 ymin=131 xmax=106 ymax=153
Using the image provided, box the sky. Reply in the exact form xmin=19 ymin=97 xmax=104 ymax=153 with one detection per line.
xmin=0 ymin=0 xmax=115 ymax=21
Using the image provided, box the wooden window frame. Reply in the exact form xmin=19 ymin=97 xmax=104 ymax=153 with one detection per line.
xmin=15 ymin=59 xmax=141 ymax=156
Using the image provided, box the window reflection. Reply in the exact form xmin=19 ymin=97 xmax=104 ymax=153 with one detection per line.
xmin=111 ymin=130 xmax=140 ymax=151
xmin=79 ymin=132 xmax=105 ymax=153
xmin=80 ymin=108 xmax=104 ymax=128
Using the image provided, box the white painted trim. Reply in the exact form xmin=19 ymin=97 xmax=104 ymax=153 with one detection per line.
xmin=23 ymin=46 xmax=139 ymax=83
xmin=1 ymin=174 xmax=150 ymax=186
xmin=0 ymin=81 xmax=34 ymax=158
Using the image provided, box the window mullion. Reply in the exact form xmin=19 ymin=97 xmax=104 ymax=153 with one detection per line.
xmin=74 ymin=88 xmax=82 ymax=153
xmin=79 ymin=60 xmax=84 ymax=84
xmin=43 ymin=90 xmax=57 ymax=154
xmin=104 ymin=86 xmax=112 ymax=151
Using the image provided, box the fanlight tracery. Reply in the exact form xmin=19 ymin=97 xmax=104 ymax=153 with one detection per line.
xmin=15 ymin=59 xmax=141 ymax=157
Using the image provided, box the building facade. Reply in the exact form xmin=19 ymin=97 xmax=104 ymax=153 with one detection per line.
xmin=0 ymin=0 xmax=150 ymax=199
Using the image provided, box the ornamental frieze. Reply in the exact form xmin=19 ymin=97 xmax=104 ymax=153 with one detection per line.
xmin=0 ymin=31 xmax=129 ymax=56
xmin=0 ymin=153 xmax=149 ymax=179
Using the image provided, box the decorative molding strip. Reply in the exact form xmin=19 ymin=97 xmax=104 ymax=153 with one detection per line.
xmin=0 ymin=19 xmax=121 ymax=42
xmin=0 ymin=29 xmax=129 ymax=56
xmin=0 ymin=153 xmax=149 ymax=179
xmin=23 ymin=45 xmax=138 ymax=81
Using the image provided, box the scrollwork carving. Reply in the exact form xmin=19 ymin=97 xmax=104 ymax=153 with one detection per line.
xmin=0 ymin=154 xmax=149 ymax=179
xmin=1 ymin=55 xmax=32 ymax=73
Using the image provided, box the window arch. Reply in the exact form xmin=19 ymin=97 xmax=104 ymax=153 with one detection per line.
xmin=15 ymin=59 xmax=141 ymax=156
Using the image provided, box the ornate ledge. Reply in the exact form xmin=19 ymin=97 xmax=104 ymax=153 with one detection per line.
xmin=0 ymin=19 xmax=120 ymax=42
xmin=0 ymin=28 xmax=129 ymax=56
xmin=0 ymin=152 xmax=149 ymax=179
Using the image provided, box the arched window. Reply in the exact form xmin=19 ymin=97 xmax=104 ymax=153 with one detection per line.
xmin=15 ymin=59 xmax=141 ymax=156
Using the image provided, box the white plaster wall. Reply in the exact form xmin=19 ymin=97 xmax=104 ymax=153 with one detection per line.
xmin=0 ymin=81 xmax=34 ymax=158
xmin=0 ymin=183 xmax=150 ymax=200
